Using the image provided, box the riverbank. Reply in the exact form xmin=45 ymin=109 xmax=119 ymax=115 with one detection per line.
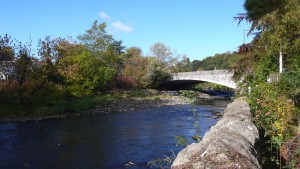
xmin=171 ymin=97 xmax=261 ymax=169
xmin=0 ymin=90 xmax=232 ymax=123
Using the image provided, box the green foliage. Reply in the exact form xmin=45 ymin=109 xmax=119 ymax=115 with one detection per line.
xmin=252 ymin=53 xmax=278 ymax=84
xmin=278 ymin=67 xmax=300 ymax=102
xmin=179 ymin=90 xmax=199 ymax=104
xmin=77 ymin=21 xmax=114 ymax=53
xmin=0 ymin=19 xmax=123 ymax=118
xmin=200 ymin=52 xmax=239 ymax=70
xmin=59 ymin=50 xmax=117 ymax=96
xmin=191 ymin=60 xmax=202 ymax=71
xmin=283 ymin=146 xmax=300 ymax=169
xmin=175 ymin=56 xmax=192 ymax=72
xmin=244 ymin=0 xmax=285 ymax=20
xmin=126 ymin=89 xmax=147 ymax=98
xmin=174 ymin=52 xmax=240 ymax=73
xmin=179 ymin=90 xmax=197 ymax=99
xmin=149 ymin=67 xmax=171 ymax=89
xmin=0 ymin=85 xmax=114 ymax=118
xmin=233 ymin=1 xmax=300 ymax=167
xmin=193 ymin=82 xmax=230 ymax=91
xmin=248 ymin=84 xmax=298 ymax=141
xmin=175 ymin=135 xmax=189 ymax=147
xmin=12 ymin=48 xmax=36 ymax=103
xmin=37 ymin=36 xmax=70 ymax=83
xmin=0 ymin=34 xmax=14 ymax=61
xmin=247 ymin=83 xmax=298 ymax=167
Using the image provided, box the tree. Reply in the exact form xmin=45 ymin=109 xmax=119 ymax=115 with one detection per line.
xmin=244 ymin=0 xmax=285 ymax=21
xmin=37 ymin=36 xmax=73 ymax=83
xmin=191 ymin=60 xmax=202 ymax=71
xmin=109 ymin=40 xmax=126 ymax=56
xmin=58 ymin=46 xmax=116 ymax=96
xmin=77 ymin=21 xmax=114 ymax=53
xmin=233 ymin=1 xmax=300 ymax=167
xmin=122 ymin=47 xmax=143 ymax=59
xmin=0 ymin=35 xmax=14 ymax=80
xmin=121 ymin=47 xmax=149 ymax=88
xmin=148 ymin=42 xmax=183 ymax=89
xmin=175 ymin=56 xmax=192 ymax=72
xmin=0 ymin=34 xmax=14 ymax=61
xmin=77 ymin=20 xmax=125 ymax=84
xmin=12 ymin=44 xmax=35 ymax=103
xmin=150 ymin=42 xmax=174 ymax=64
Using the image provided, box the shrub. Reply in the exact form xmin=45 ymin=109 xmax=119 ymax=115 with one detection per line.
xmin=248 ymin=83 xmax=299 ymax=166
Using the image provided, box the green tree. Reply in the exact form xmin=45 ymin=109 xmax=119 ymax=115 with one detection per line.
xmin=0 ymin=34 xmax=14 ymax=61
xmin=148 ymin=42 xmax=182 ymax=89
xmin=77 ymin=21 xmax=113 ymax=53
xmin=0 ymin=35 xmax=14 ymax=80
xmin=59 ymin=47 xmax=116 ymax=96
xmin=233 ymin=0 xmax=300 ymax=167
xmin=77 ymin=20 xmax=125 ymax=82
xmin=176 ymin=56 xmax=192 ymax=72
xmin=12 ymin=46 xmax=34 ymax=103
xmin=122 ymin=47 xmax=143 ymax=59
xmin=37 ymin=36 xmax=71 ymax=83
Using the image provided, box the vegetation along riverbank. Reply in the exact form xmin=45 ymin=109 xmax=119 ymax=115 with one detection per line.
xmin=1 ymin=0 xmax=300 ymax=168
xmin=0 ymin=89 xmax=229 ymax=123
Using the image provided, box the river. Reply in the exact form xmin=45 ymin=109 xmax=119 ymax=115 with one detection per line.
xmin=0 ymin=99 xmax=231 ymax=169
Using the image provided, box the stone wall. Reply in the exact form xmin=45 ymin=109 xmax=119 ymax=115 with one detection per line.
xmin=171 ymin=97 xmax=261 ymax=169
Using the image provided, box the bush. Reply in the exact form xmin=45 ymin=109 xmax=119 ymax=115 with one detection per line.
xmin=248 ymin=83 xmax=299 ymax=166
xmin=116 ymin=76 xmax=137 ymax=89
xmin=149 ymin=69 xmax=171 ymax=89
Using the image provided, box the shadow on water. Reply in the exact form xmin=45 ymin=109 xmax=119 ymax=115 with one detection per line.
xmin=0 ymin=99 xmax=232 ymax=169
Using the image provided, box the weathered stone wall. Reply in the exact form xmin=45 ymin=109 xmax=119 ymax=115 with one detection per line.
xmin=171 ymin=97 xmax=261 ymax=169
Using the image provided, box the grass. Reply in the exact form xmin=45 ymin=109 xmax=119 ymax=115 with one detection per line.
xmin=0 ymin=93 xmax=114 ymax=120
xmin=0 ymin=88 xmax=164 ymax=121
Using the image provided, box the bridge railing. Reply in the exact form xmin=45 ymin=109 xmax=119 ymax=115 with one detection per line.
xmin=171 ymin=70 xmax=231 ymax=76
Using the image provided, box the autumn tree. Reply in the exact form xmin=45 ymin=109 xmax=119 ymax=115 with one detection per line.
xmin=120 ymin=47 xmax=149 ymax=88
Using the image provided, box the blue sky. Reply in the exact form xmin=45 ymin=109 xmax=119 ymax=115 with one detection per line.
xmin=1 ymin=0 xmax=252 ymax=61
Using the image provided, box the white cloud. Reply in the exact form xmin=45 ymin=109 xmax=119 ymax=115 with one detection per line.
xmin=99 ymin=11 xmax=112 ymax=20
xmin=111 ymin=21 xmax=133 ymax=33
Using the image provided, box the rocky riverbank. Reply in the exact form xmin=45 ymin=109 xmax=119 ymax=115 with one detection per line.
xmin=84 ymin=90 xmax=232 ymax=114
xmin=0 ymin=90 xmax=231 ymax=123
xmin=171 ymin=97 xmax=261 ymax=169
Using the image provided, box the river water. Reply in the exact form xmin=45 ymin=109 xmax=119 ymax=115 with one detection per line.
xmin=0 ymin=99 xmax=231 ymax=169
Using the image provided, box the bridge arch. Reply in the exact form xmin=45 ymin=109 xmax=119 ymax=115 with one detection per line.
xmin=171 ymin=70 xmax=236 ymax=89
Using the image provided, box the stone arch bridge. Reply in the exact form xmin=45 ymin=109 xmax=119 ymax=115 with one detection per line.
xmin=171 ymin=70 xmax=236 ymax=89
